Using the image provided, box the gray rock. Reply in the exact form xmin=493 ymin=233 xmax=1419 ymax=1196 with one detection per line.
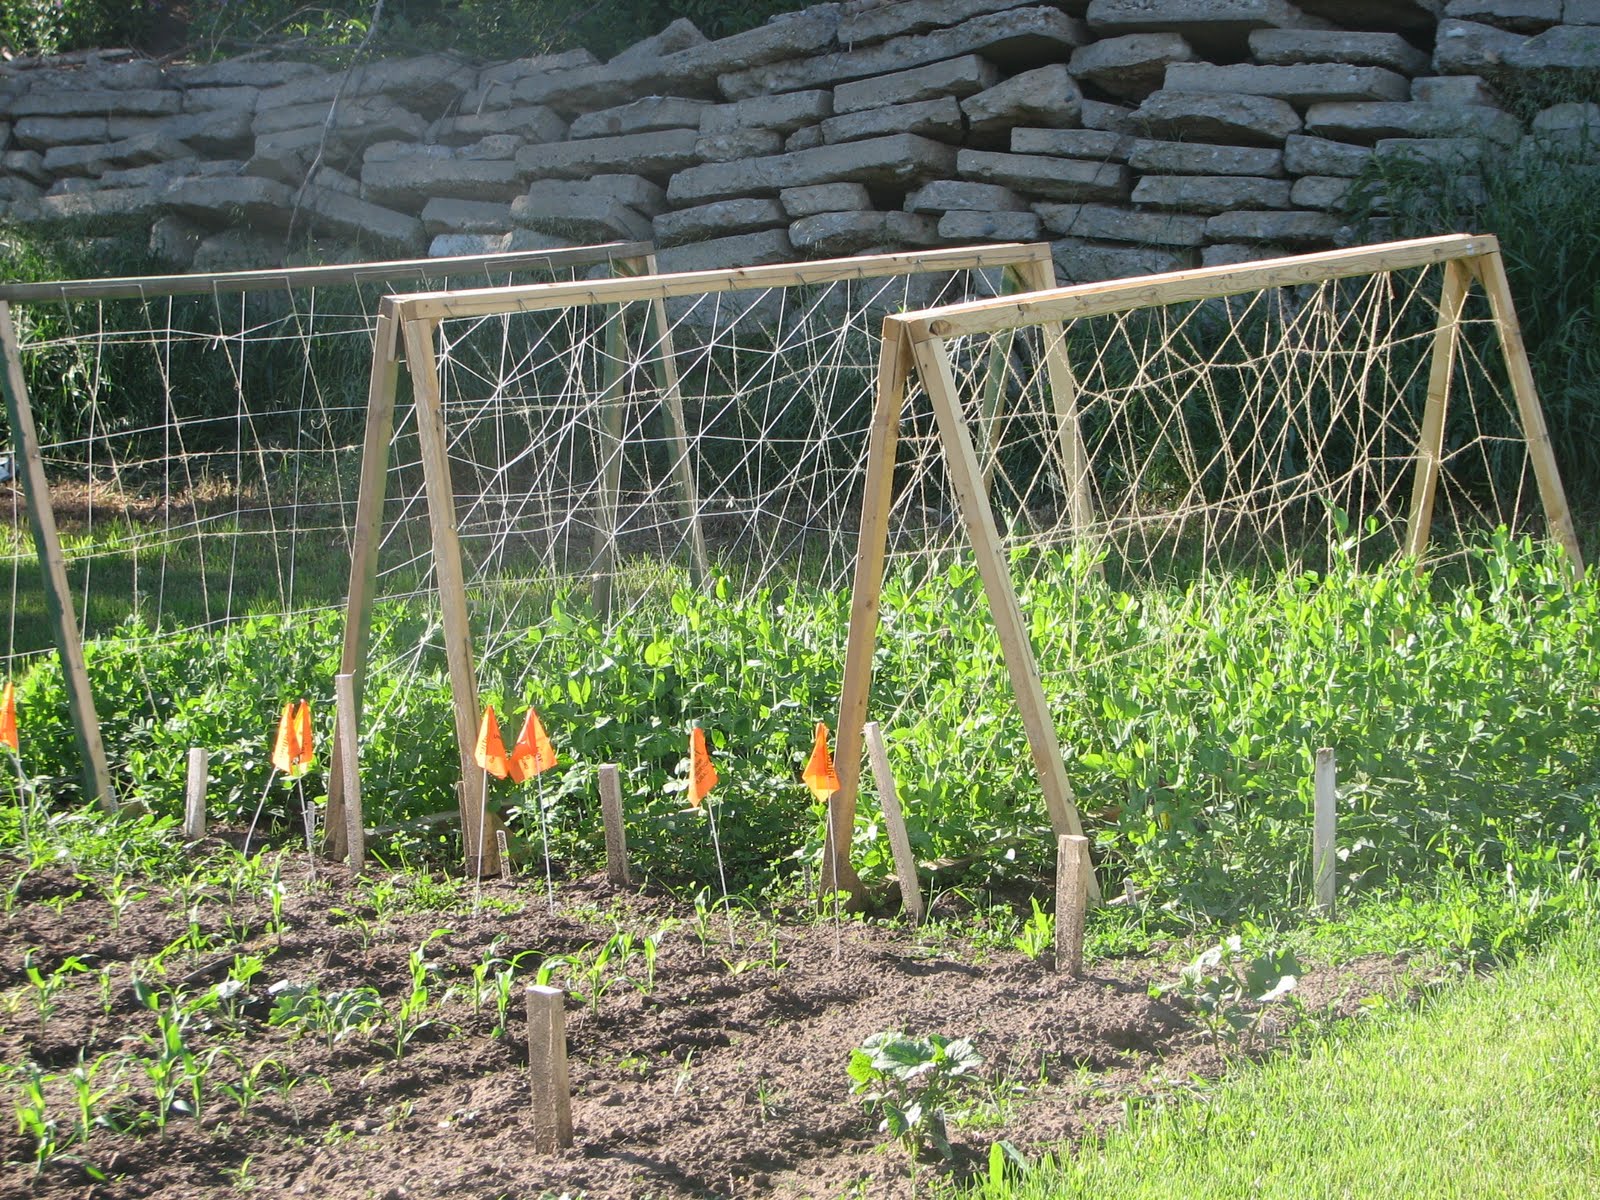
xmin=503 ymin=228 xmax=575 ymax=252
xmin=1085 ymin=0 xmax=1330 ymax=57
xmin=462 ymin=51 xmax=598 ymax=111
xmin=667 ymin=134 xmax=959 ymax=205
xmin=608 ymin=17 xmax=708 ymax=66
xmin=175 ymin=61 xmax=327 ymax=88
xmin=1529 ymin=101 xmax=1600 ymax=150
xmin=461 ymin=134 xmax=523 ymax=160
xmin=189 ymin=229 xmax=286 ymax=272
xmin=1248 ymin=30 xmax=1432 ymax=75
xmin=936 ymin=209 xmax=1043 ymax=241
xmin=786 ymin=126 xmax=825 ymax=151
xmin=34 ymin=186 xmax=166 ymax=225
xmin=905 ymin=180 xmax=1030 ymax=213
xmin=832 ymin=56 xmax=999 ymax=115
xmin=422 ymin=197 xmax=515 ymax=235
xmin=957 ymin=149 xmax=1131 ymax=201
xmin=1131 ymin=174 xmax=1292 ymax=213
xmin=1203 ymin=209 xmax=1343 ymax=245
xmin=1571 ymin=0 xmax=1600 ymax=23
xmin=1443 ymin=0 xmax=1562 ymax=32
xmin=1432 ymin=19 xmax=1529 ymax=73
xmin=253 ymin=53 xmax=472 ymax=119
xmin=513 ymin=176 xmax=667 ymax=229
xmin=700 ymin=91 xmax=832 ymax=135
xmin=432 ymin=105 xmax=567 ymax=146
xmin=697 ymin=129 xmax=786 ymax=161
xmin=299 ymin=184 xmax=426 ymax=252
xmin=569 ymin=97 xmax=714 ymax=140
xmin=1293 ymin=0 xmax=1441 ymax=31
xmin=584 ymin=174 xmax=670 ymax=216
xmin=1069 ymin=33 xmax=1197 ymax=102
xmin=148 ymin=214 xmax=205 ymax=267
xmin=1080 ymin=100 xmax=1141 ymax=134
xmin=789 ymin=210 xmax=939 ymax=255
xmin=1201 ymin=243 xmax=1275 ymax=266
xmin=720 ymin=7 xmax=1086 ymax=99
xmin=1303 ymin=101 xmax=1522 ymax=145
xmin=10 ymin=88 xmax=181 ymax=118
xmin=1051 ymin=238 xmax=1196 ymax=282
xmin=42 ymin=132 xmax=192 ymax=177
xmin=821 ymin=97 xmax=964 ymax=145
xmin=430 ymin=232 xmax=513 ymax=257
xmin=103 ymin=109 xmax=254 ymax=156
xmin=1035 ymin=202 xmax=1209 ymax=246
xmin=1505 ymin=25 xmax=1600 ymax=70
xmin=163 ymin=174 xmax=296 ymax=226
xmin=1373 ymin=136 xmax=1485 ymax=165
xmin=0 ymin=176 xmax=41 ymax=202
xmin=656 ymin=229 xmax=795 ymax=272
xmin=516 ymin=129 xmax=702 ymax=179
xmin=1128 ymin=139 xmax=1284 ymax=176
xmin=1011 ymin=127 xmax=1134 ymax=160
xmin=1289 ymin=175 xmax=1353 ymax=209
xmin=3 ymin=149 xmax=49 ymax=184
xmin=0 ymin=120 xmax=8 ymax=151
xmin=653 ymin=198 xmax=788 ymax=246
xmin=779 ymin=182 xmax=872 ymax=217
xmin=12 ymin=116 xmax=109 ymax=149
xmin=839 ymin=0 xmax=1043 ymax=44
xmin=361 ymin=157 xmax=521 ymax=209
xmin=181 ymin=86 xmax=260 ymax=113
xmin=512 ymin=195 xmax=655 ymax=243
xmin=962 ymin=64 xmax=1083 ymax=142
xmin=1283 ymin=134 xmax=1374 ymax=177
xmin=1162 ymin=63 xmax=1411 ymax=107
xmin=1411 ymin=75 xmax=1498 ymax=105
xmin=1133 ymin=91 xmax=1301 ymax=145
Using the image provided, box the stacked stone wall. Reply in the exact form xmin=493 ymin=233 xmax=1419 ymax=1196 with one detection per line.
xmin=1 ymin=0 xmax=1597 ymax=280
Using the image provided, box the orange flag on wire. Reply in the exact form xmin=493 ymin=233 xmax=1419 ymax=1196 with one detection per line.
xmin=271 ymin=702 xmax=298 ymax=774
xmin=802 ymin=721 xmax=840 ymax=802
xmin=475 ymin=704 xmax=510 ymax=780
xmin=0 ymin=681 xmax=17 ymax=754
xmin=292 ymin=700 xmax=314 ymax=775
xmin=509 ymin=707 xmax=557 ymax=783
xmin=687 ymin=726 xmax=718 ymax=808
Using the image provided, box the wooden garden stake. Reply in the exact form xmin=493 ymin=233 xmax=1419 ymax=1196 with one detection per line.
xmin=1054 ymin=834 xmax=1090 ymax=976
xmin=183 ymin=748 xmax=208 ymax=841
xmin=1314 ymin=747 xmax=1337 ymax=916
xmin=525 ymin=984 xmax=573 ymax=1152
xmin=598 ymin=764 xmax=632 ymax=887
xmin=863 ymin=723 xmax=923 ymax=925
xmin=496 ymin=829 xmax=513 ymax=881
xmin=334 ymin=673 xmax=365 ymax=872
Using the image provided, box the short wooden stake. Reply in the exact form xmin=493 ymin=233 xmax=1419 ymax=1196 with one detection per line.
xmin=526 ymin=984 xmax=573 ymax=1152
xmin=863 ymin=722 xmax=924 ymax=926
xmin=1313 ymin=747 xmax=1336 ymax=916
xmin=496 ymin=829 xmax=513 ymax=881
xmin=334 ymin=673 xmax=365 ymax=872
xmin=183 ymin=748 xmax=208 ymax=841
xmin=1054 ymin=834 xmax=1090 ymax=976
xmin=598 ymin=764 xmax=631 ymax=887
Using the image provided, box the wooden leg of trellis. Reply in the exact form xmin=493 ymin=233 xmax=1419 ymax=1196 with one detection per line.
xmin=827 ymin=321 xmax=911 ymax=907
xmin=328 ymin=301 xmax=403 ymax=857
xmin=1313 ymin=748 xmax=1336 ymax=916
xmin=909 ymin=331 xmax=1099 ymax=900
xmin=864 ymin=722 xmax=924 ymax=926
xmin=405 ymin=315 xmax=497 ymax=876
xmin=0 ymin=301 xmax=117 ymax=812
xmin=1054 ymin=833 xmax=1090 ymax=976
xmin=334 ymin=672 xmax=365 ymax=872
xmin=598 ymin=763 xmax=632 ymax=887
xmin=977 ymin=264 xmax=1028 ymax=496
xmin=1468 ymin=249 xmax=1585 ymax=578
xmin=526 ymin=984 xmax=573 ymax=1152
xmin=591 ymin=304 xmax=630 ymax=623
xmin=1014 ymin=255 xmax=1096 ymax=540
xmin=641 ymin=255 xmax=709 ymax=587
xmin=1403 ymin=259 xmax=1471 ymax=562
xmin=183 ymin=748 xmax=208 ymax=841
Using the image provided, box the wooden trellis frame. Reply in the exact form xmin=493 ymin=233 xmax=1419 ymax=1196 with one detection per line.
xmin=825 ymin=233 xmax=1582 ymax=903
xmin=0 ymin=241 xmax=652 ymax=820
xmin=362 ymin=243 xmax=1059 ymax=879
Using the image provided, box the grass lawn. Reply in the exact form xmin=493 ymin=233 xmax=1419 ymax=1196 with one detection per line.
xmin=973 ymin=917 xmax=1600 ymax=1199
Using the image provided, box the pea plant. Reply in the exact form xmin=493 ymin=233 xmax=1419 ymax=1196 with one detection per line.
xmin=848 ymin=1031 xmax=985 ymax=1162
xmin=1169 ymin=934 xmax=1302 ymax=1052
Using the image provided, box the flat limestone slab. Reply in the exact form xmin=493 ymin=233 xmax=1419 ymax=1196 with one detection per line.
xmin=666 ymin=134 xmax=959 ymax=206
xmin=936 ymin=209 xmax=1043 ymax=242
xmin=1284 ymin=134 xmax=1374 ymax=177
xmin=1162 ymin=63 xmax=1411 ymax=108
xmin=569 ymin=97 xmax=713 ymax=140
xmin=1011 ymin=127 xmax=1134 ymax=160
xmin=1036 ymin=202 xmax=1209 ymax=246
xmin=789 ymin=210 xmax=940 ymax=256
xmin=653 ymin=198 xmax=788 ymax=246
xmin=1303 ymin=101 xmax=1522 ymax=146
xmin=1128 ymin=139 xmax=1285 ymax=176
xmin=515 ymin=129 xmax=702 ymax=179
xmin=700 ymin=90 xmax=833 ymax=134
xmin=1249 ymin=29 xmax=1432 ymax=74
xmin=1052 ymin=236 xmax=1197 ymax=282
xmin=1130 ymin=174 xmax=1293 ymax=214
xmin=1203 ymin=209 xmax=1343 ymax=245
xmin=905 ymin=180 xmax=1030 ymax=213
xmin=1069 ymin=33 xmax=1197 ymax=102
xmin=1086 ymin=0 xmax=1329 ymax=57
xmin=779 ymin=182 xmax=872 ymax=217
xmin=962 ymin=64 xmax=1084 ymax=140
xmin=957 ymin=149 xmax=1131 ymax=202
xmin=821 ymin=97 xmax=964 ymax=145
xmin=1134 ymin=90 xmax=1302 ymax=146
xmin=832 ymin=56 xmax=1000 ymax=114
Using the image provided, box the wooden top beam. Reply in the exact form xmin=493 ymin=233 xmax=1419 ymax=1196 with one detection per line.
xmin=0 ymin=242 xmax=654 ymax=304
xmin=892 ymin=234 xmax=1498 ymax=341
xmin=391 ymin=243 xmax=1054 ymax=322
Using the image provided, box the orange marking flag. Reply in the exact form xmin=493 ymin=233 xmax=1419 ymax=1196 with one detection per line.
xmin=0 ymin=681 xmax=17 ymax=753
xmin=271 ymin=702 xmax=298 ymax=774
xmin=292 ymin=701 xmax=315 ymax=775
xmin=802 ymin=722 xmax=840 ymax=801
xmin=687 ymin=726 xmax=718 ymax=808
xmin=474 ymin=704 xmax=510 ymax=780
xmin=509 ymin=708 xmax=558 ymax=783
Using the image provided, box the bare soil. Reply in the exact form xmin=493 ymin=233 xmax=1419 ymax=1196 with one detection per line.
xmin=0 ymin=846 xmax=1405 ymax=1200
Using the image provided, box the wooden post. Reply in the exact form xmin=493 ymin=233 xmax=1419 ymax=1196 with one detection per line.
xmin=328 ymin=302 xmax=403 ymax=856
xmin=863 ymin=722 xmax=924 ymax=925
xmin=1054 ymin=833 xmax=1090 ymax=976
xmin=334 ymin=672 xmax=365 ymax=871
xmin=1403 ymin=259 xmax=1471 ymax=561
xmin=597 ymin=763 xmax=632 ymax=887
xmin=976 ymin=265 xmax=1026 ymax=494
xmin=526 ymin=984 xmax=573 ymax=1152
xmin=641 ymin=254 xmax=710 ymax=586
xmin=183 ymin=748 xmax=208 ymax=841
xmin=0 ymin=301 xmax=117 ymax=812
xmin=1466 ymin=250 xmax=1585 ymax=578
xmin=590 ymin=303 xmax=630 ymax=622
xmin=908 ymin=332 xmax=1098 ymax=897
xmin=1013 ymin=255 xmax=1096 ymax=536
xmin=496 ymin=829 xmax=512 ymax=881
xmin=1313 ymin=747 xmax=1336 ymax=916
xmin=405 ymin=315 xmax=499 ymax=876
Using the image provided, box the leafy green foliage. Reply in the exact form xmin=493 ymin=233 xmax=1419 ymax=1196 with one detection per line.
xmin=1169 ymin=934 xmax=1301 ymax=1051
xmin=848 ymin=1031 xmax=984 ymax=1161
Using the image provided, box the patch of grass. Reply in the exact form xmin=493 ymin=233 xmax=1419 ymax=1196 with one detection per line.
xmin=969 ymin=913 xmax=1600 ymax=1199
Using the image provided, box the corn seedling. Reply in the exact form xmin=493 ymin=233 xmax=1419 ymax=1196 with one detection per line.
xmin=1012 ymin=899 xmax=1053 ymax=961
